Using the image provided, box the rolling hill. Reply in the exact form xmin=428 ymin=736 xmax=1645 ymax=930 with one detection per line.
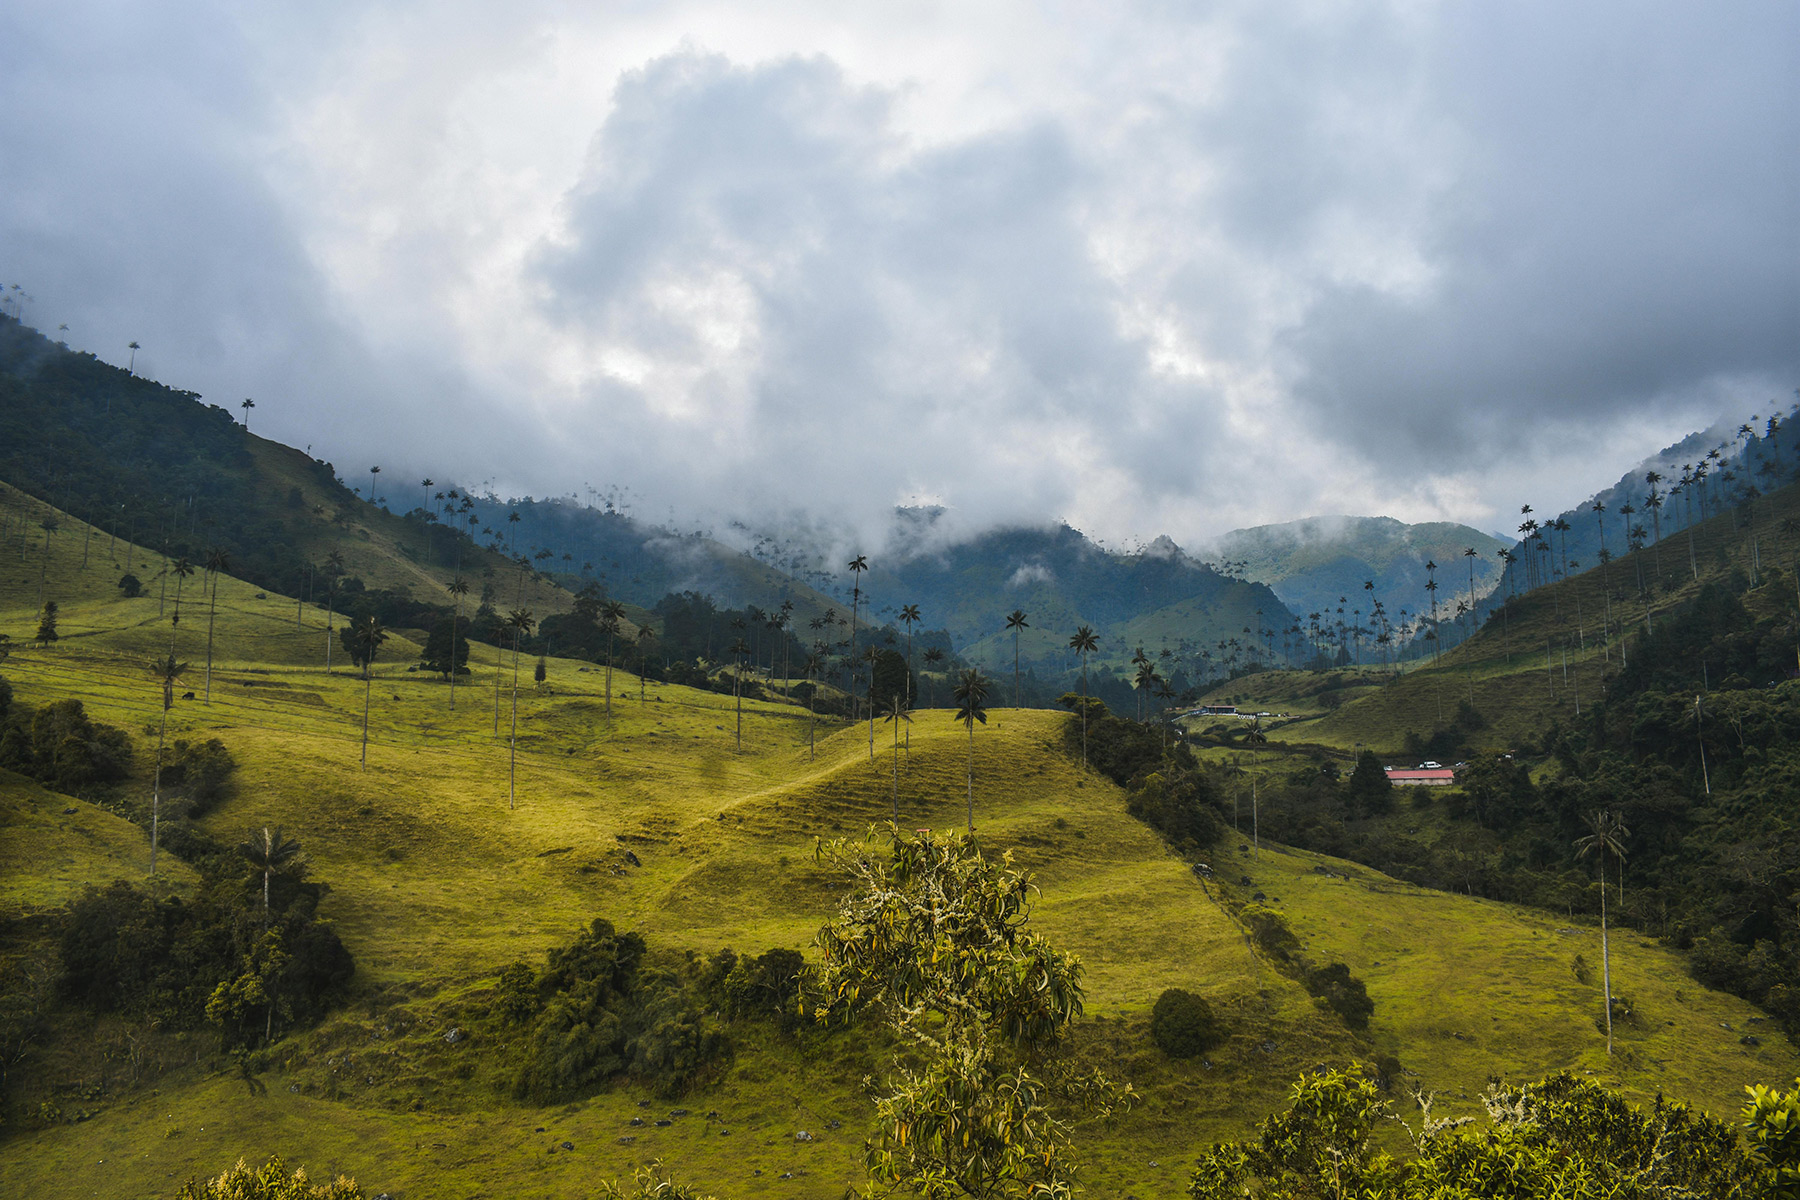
xmin=2 ymin=483 xmax=1795 ymax=1197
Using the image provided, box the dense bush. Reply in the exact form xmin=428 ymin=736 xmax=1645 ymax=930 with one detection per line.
xmin=1304 ymin=962 xmax=1375 ymax=1031
xmin=174 ymin=1155 xmax=363 ymax=1199
xmin=1126 ymin=769 xmax=1227 ymax=848
xmin=157 ymin=737 xmax=238 ymax=816
xmin=59 ymin=861 xmax=352 ymax=1045
xmin=0 ymin=695 xmax=132 ymax=792
xmin=1150 ymin=988 xmax=1225 ymax=1059
xmin=506 ymin=919 xmax=768 ymax=1102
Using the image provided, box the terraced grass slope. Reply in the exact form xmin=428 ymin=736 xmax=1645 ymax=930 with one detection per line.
xmin=2 ymin=489 xmax=1795 ymax=1199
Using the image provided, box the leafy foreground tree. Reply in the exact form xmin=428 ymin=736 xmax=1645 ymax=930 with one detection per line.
xmin=1188 ymin=1065 xmax=1788 ymax=1200
xmin=175 ymin=1155 xmax=361 ymax=1199
xmin=814 ymin=828 xmax=1133 ymax=1200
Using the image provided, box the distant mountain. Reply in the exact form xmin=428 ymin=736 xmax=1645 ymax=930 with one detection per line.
xmin=1203 ymin=516 xmax=1510 ymax=632
xmin=1487 ymin=412 xmax=1798 ymax=616
xmin=445 ymin=494 xmax=844 ymax=623
xmin=856 ymin=517 xmax=1298 ymax=691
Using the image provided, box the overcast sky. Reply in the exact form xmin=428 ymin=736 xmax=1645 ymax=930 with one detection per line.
xmin=3 ymin=1 xmax=1794 ymax=552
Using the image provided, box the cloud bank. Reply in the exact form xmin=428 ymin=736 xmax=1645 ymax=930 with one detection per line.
xmin=1 ymin=1 xmax=1792 ymax=553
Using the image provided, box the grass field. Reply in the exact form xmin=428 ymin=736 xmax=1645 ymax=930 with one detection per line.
xmin=2 ymin=485 xmax=1795 ymax=1199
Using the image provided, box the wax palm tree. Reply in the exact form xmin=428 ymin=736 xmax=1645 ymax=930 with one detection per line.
xmin=446 ymin=575 xmax=469 ymax=710
xmin=202 ymin=547 xmax=230 ymax=703
xmin=1134 ymin=660 xmax=1160 ymax=725
xmin=922 ymin=647 xmax=944 ymax=705
xmin=148 ymin=654 xmax=189 ymax=876
xmin=240 ymin=397 xmax=255 ymax=430
xmin=35 ymin=517 xmax=57 ymax=605
xmin=1574 ymin=809 xmax=1630 ymax=1056
xmin=863 ymin=643 xmax=882 ymax=760
xmin=1155 ymin=677 xmax=1177 ymax=749
xmin=600 ymin=599 xmax=627 ymax=717
xmin=730 ymin=636 xmax=750 ymax=752
xmin=127 ymin=341 xmax=140 ymax=374
xmin=323 ymin=549 xmax=344 ymax=673
xmin=952 ymin=669 xmax=990 ymax=830
xmin=239 ymin=826 xmax=302 ymax=931
xmin=637 ymin=625 xmax=655 ymax=701
xmin=1068 ymin=625 xmax=1098 ymax=767
xmin=506 ymin=608 xmax=536 ymax=807
xmin=346 ymin=614 xmax=388 ymax=766
xmin=803 ymin=648 xmax=825 ymax=760
xmin=895 ymin=603 xmax=920 ymax=748
xmin=1246 ymin=715 xmax=1267 ymax=859
xmin=368 ymin=465 xmax=382 ymax=511
xmin=883 ymin=693 xmax=912 ymax=822
xmin=1005 ymin=609 xmax=1029 ymax=707
xmin=846 ymin=554 xmax=868 ymax=716
xmin=898 ymin=604 xmax=921 ymax=704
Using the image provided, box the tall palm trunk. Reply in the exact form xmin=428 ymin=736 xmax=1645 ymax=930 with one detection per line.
xmin=361 ymin=661 xmax=374 ymax=766
xmin=151 ymin=686 xmax=169 ymax=875
xmin=966 ymin=720 xmax=976 ymax=831
xmin=204 ymin=570 xmax=220 ymax=702
xmin=509 ymin=631 xmax=521 ymax=808
xmin=1599 ymin=855 xmax=1613 ymax=1056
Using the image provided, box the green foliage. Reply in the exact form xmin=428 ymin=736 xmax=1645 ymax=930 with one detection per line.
xmin=1743 ymin=1076 xmax=1800 ymax=1199
xmin=493 ymin=960 xmax=538 ymax=1024
xmin=1240 ymin=903 xmax=1300 ymax=963
xmin=509 ymin=918 xmax=732 ymax=1102
xmin=594 ymin=1160 xmax=721 ymax=1200
xmin=1066 ymin=702 xmax=1167 ymax=787
xmin=1189 ymin=1067 xmax=1769 ymax=1199
xmin=814 ymin=828 xmax=1133 ymax=1198
xmin=1149 ymin=988 xmax=1224 ymax=1059
xmin=157 ymin=737 xmax=238 ymax=816
xmin=418 ymin=616 xmax=470 ymax=679
xmin=1303 ymin=962 xmax=1375 ymax=1031
xmin=34 ymin=600 xmax=58 ymax=646
xmin=0 ymin=695 xmax=132 ymax=792
xmin=58 ymin=868 xmax=352 ymax=1045
xmin=117 ymin=572 xmax=143 ymax=598
xmin=1125 ymin=767 xmax=1227 ymax=849
xmin=173 ymin=1155 xmax=363 ymax=1199
xmin=1346 ymin=749 xmax=1393 ymax=816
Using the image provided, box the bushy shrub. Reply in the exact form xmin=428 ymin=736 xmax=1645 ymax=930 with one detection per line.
xmin=175 ymin=1154 xmax=363 ymax=1198
xmin=1150 ymin=988 xmax=1224 ymax=1059
xmin=1303 ymin=962 xmax=1374 ymax=1031
xmin=1127 ymin=770 xmax=1226 ymax=848
xmin=0 ymin=697 xmax=132 ymax=791
xmin=1240 ymin=904 xmax=1300 ymax=962
xmin=159 ymin=738 xmax=237 ymax=815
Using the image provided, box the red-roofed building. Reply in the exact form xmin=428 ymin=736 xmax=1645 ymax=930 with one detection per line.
xmin=1384 ymin=767 xmax=1457 ymax=786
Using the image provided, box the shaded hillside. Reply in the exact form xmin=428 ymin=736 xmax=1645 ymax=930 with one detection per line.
xmin=1484 ymin=409 xmax=1800 ymax=629
xmin=0 ymin=315 xmax=575 ymax=626
xmin=1205 ymin=515 xmax=1509 ymax=633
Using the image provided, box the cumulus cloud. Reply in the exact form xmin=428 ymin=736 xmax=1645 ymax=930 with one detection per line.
xmin=0 ymin=1 xmax=1790 ymax=551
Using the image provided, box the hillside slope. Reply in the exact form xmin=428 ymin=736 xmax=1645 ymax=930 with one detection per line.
xmin=3 ymin=500 xmax=1796 ymax=1197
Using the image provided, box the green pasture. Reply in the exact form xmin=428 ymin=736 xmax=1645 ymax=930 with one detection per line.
xmin=2 ymin=485 xmax=1795 ymax=1198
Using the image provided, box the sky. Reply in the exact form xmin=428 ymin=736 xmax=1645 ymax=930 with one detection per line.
xmin=2 ymin=1 xmax=1794 ymax=554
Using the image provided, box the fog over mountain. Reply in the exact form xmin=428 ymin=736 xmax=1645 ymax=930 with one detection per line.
xmin=2 ymin=3 xmax=1792 ymax=551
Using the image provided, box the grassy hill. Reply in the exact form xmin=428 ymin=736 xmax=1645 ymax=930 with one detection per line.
xmin=2 ymin=486 xmax=1795 ymax=1197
